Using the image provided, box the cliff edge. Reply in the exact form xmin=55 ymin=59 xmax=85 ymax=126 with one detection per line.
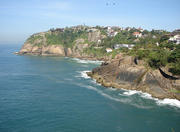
xmin=18 ymin=26 xmax=180 ymax=100
xmin=87 ymin=54 xmax=180 ymax=100
xmin=18 ymin=26 xmax=108 ymax=60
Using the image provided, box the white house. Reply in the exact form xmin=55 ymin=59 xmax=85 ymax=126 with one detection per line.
xmin=128 ymin=44 xmax=135 ymax=49
xmin=114 ymin=31 xmax=118 ymax=36
xmin=138 ymin=28 xmax=144 ymax=32
xmin=106 ymin=48 xmax=113 ymax=53
xmin=97 ymin=39 xmax=101 ymax=44
xmin=174 ymin=35 xmax=180 ymax=39
xmin=169 ymin=37 xmax=175 ymax=41
xmin=107 ymin=26 xmax=112 ymax=30
xmin=156 ymin=42 xmax=159 ymax=46
xmin=169 ymin=34 xmax=180 ymax=44
xmin=114 ymin=44 xmax=135 ymax=49
xmin=133 ymin=32 xmax=142 ymax=38
xmin=176 ymin=38 xmax=180 ymax=44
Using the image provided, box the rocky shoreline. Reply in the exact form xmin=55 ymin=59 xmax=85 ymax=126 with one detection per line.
xmin=16 ymin=45 xmax=109 ymax=61
xmin=17 ymin=26 xmax=180 ymax=101
xmin=86 ymin=54 xmax=180 ymax=100
xmin=17 ymin=43 xmax=180 ymax=101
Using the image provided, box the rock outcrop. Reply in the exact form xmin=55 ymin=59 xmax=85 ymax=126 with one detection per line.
xmin=19 ymin=43 xmax=66 ymax=56
xmin=87 ymin=54 xmax=180 ymax=100
xmin=18 ymin=26 xmax=180 ymax=100
xmin=18 ymin=27 xmax=106 ymax=60
xmin=19 ymin=35 xmax=89 ymax=57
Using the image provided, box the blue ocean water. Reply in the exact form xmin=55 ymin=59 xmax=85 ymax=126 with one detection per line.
xmin=0 ymin=44 xmax=180 ymax=132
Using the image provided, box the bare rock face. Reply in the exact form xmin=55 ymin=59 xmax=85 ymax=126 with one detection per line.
xmin=72 ymin=38 xmax=89 ymax=57
xmin=88 ymin=30 xmax=103 ymax=43
xmin=65 ymin=48 xmax=73 ymax=56
xmin=88 ymin=54 xmax=180 ymax=100
xmin=19 ymin=36 xmax=91 ymax=58
xmin=19 ymin=42 xmax=66 ymax=56
xmin=41 ymin=45 xmax=65 ymax=56
xmin=19 ymin=43 xmax=34 ymax=53
xmin=31 ymin=46 xmax=40 ymax=53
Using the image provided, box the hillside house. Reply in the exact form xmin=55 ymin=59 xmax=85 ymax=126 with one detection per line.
xmin=138 ymin=27 xmax=144 ymax=32
xmin=106 ymin=48 xmax=113 ymax=53
xmin=114 ymin=44 xmax=135 ymax=49
xmin=169 ymin=34 xmax=180 ymax=44
xmin=133 ymin=32 xmax=142 ymax=38
xmin=106 ymin=27 xmax=118 ymax=37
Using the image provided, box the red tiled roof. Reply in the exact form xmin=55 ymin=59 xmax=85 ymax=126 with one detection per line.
xmin=133 ymin=32 xmax=140 ymax=35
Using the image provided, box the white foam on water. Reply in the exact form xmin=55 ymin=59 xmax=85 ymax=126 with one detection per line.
xmin=120 ymin=89 xmax=180 ymax=108
xmin=108 ymin=87 xmax=117 ymax=91
xmin=76 ymin=71 xmax=91 ymax=79
xmin=80 ymin=74 xmax=180 ymax=109
xmin=140 ymin=92 xmax=158 ymax=100
xmin=156 ymin=99 xmax=180 ymax=108
xmin=80 ymin=71 xmax=91 ymax=79
xmin=84 ymin=85 xmax=132 ymax=104
xmin=90 ymin=79 xmax=101 ymax=86
xmin=123 ymin=90 xmax=141 ymax=96
xmin=72 ymin=58 xmax=103 ymax=64
xmin=74 ymin=82 xmax=152 ymax=109
xmin=118 ymin=93 xmax=128 ymax=96
xmin=74 ymin=82 xmax=130 ymax=103
xmin=88 ymin=85 xmax=153 ymax=109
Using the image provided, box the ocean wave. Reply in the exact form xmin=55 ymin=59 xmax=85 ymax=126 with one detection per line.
xmin=76 ymin=83 xmax=131 ymax=104
xmin=74 ymin=82 xmax=152 ymax=109
xmin=90 ymin=79 xmax=101 ymax=85
xmin=72 ymin=58 xmax=103 ymax=64
xmin=123 ymin=90 xmax=140 ymax=96
xmin=78 ymin=73 xmax=180 ymax=108
xmin=121 ymin=89 xmax=180 ymax=108
xmin=76 ymin=71 xmax=91 ymax=79
xmin=87 ymin=85 xmax=153 ymax=109
xmin=108 ymin=87 xmax=117 ymax=91
xmin=140 ymin=92 xmax=157 ymax=100
xmin=156 ymin=99 xmax=180 ymax=108
xmin=122 ymin=90 xmax=155 ymax=100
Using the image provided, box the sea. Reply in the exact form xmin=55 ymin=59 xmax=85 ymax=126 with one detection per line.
xmin=0 ymin=44 xmax=180 ymax=132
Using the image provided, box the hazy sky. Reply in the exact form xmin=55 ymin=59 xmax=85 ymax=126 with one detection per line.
xmin=0 ymin=0 xmax=180 ymax=44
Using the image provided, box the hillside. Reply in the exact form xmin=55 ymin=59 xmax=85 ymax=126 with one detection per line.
xmin=19 ymin=25 xmax=180 ymax=75
xmin=87 ymin=54 xmax=180 ymax=100
xmin=18 ymin=25 xmax=180 ymax=100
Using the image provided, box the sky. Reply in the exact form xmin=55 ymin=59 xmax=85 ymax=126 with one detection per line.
xmin=0 ymin=0 xmax=180 ymax=44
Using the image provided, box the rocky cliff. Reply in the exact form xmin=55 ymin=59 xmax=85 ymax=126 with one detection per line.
xmin=18 ymin=27 xmax=106 ymax=60
xmin=18 ymin=26 xmax=180 ymax=100
xmin=87 ymin=54 xmax=180 ymax=100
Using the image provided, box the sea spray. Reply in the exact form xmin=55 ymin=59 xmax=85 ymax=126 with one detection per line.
xmin=76 ymin=71 xmax=91 ymax=79
xmin=72 ymin=58 xmax=103 ymax=64
xmin=79 ymin=70 xmax=180 ymax=109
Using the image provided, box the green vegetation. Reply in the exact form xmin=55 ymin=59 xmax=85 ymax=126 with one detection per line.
xmin=107 ymin=48 xmax=128 ymax=59
xmin=27 ymin=35 xmax=43 ymax=44
xmin=128 ymin=36 xmax=180 ymax=75
xmin=170 ymin=89 xmax=180 ymax=94
xmin=168 ymin=45 xmax=180 ymax=75
xmin=45 ymin=28 xmax=88 ymax=47
xmin=83 ymin=47 xmax=106 ymax=57
xmin=27 ymin=26 xmax=179 ymax=75
xmin=95 ymin=26 xmax=107 ymax=35
xmin=99 ymin=30 xmax=137 ymax=48
xmin=99 ymin=28 xmax=168 ymax=49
